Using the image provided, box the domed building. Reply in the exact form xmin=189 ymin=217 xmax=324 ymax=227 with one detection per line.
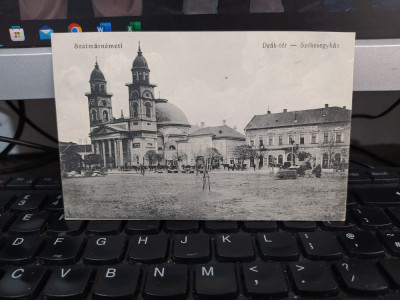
xmin=86 ymin=44 xmax=191 ymax=168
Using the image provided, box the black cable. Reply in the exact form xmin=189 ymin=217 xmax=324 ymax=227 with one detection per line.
xmin=350 ymin=144 xmax=399 ymax=167
xmin=352 ymin=96 xmax=400 ymax=119
xmin=0 ymin=101 xmax=26 ymax=156
xmin=5 ymin=101 xmax=58 ymax=144
xmin=349 ymin=159 xmax=375 ymax=169
xmin=0 ymin=136 xmax=58 ymax=152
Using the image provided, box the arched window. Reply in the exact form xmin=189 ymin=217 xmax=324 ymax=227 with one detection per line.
xmin=169 ymin=145 xmax=176 ymax=150
xmin=145 ymin=102 xmax=152 ymax=118
xmin=158 ymin=147 xmax=163 ymax=151
xmin=103 ymin=111 xmax=109 ymax=121
xmin=133 ymin=102 xmax=138 ymax=117
xmin=278 ymin=155 xmax=283 ymax=165
xmin=334 ymin=153 xmax=341 ymax=163
xmin=91 ymin=109 xmax=97 ymax=121
xmin=323 ymin=154 xmax=329 ymax=169
xmin=101 ymin=85 xmax=105 ymax=92
xmin=95 ymin=85 xmax=99 ymax=92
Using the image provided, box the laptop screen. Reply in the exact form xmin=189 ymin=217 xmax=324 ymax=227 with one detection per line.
xmin=1 ymin=0 xmax=400 ymax=48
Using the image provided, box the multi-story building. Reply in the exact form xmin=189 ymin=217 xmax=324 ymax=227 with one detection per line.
xmin=244 ymin=105 xmax=351 ymax=169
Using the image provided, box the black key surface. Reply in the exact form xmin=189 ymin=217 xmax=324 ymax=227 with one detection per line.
xmin=6 ymin=176 xmax=36 ymax=189
xmin=10 ymin=193 xmax=46 ymax=213
xmin=83 ymin=235 xmax=126 ymax=264
xmin=0 ymin=191 xmax=15 ymax=211
xmin=145 ymin=264 xmax=187 ymax=299
xmin=8 ymin=212 xmax=48 ymax=234
xmin=242 ymin=221 xmax=277 ymax=232
xmin=44 ymin=193 xmax=64 ymax=212
xmin=216 ymin=233 xmax=254 ymax=262
xmin=165 ymin=220 xmax=199 ymax=233
xmin=40 ymin=235 xmax=85 ymax=265
xmin=368 ymin=170 xmax=400 ymax=183
xmin=128 ymin=234 xmax=168 ymax=263
xmin=125 ymin=220 xmax=161 ymax=234
xmin=379 ymin=259 xmax=400 ymax=287
xmin=351 ymin=207 xmax=392 ymax=229
xmin=47 ymin=213 xmax=85 ymax=235
xmin=42 ymin=266 xmax=93 ymax=299
xmin=320 ymin=217 xmax=355 ymax=231
xmin=242 ymin=262 xmax=288 ymax=298
xmin=282 ymin=221 xmax=316 ymax=231
xmin=387 ymin=207 xmax=400 ymax=225
xmin=203 ymin=221 xmax=238 ymax=233
xmin=289 ymin=262 xmax=338 ymax=297
xmin=0 ymin=266 xmax=47 ymax=299
xmin=86 ymin=220 xmax=122 ymax=235
xmin=173 ymin=233 xmax=210 ymax=263
xmin=338 ymin=231 xmax=384 ymax=258
xmin=34 ymin=176 xmax=62 ymax=189
xmin=354 ymin=188 xmax=400 ymax=205
xmin=0 ymin=236 xmax=43 ymax=264
xmin=378 ymin=231 xmax=400 ymax=256
xmin=298 ymin=232 xmax=343 ymax=260
xmin=92 ymin=265 xmax=140 ymax=299
xmin=0 ymin=177 xmax=10 ymax=189
xmin=348 ymin=171 xmax=371 ymax=184
xmin=257 ymin=232 xmax=298 ymax=261
xmin=0 ymin=212 xmax=14 ymax=231
xmin=335 ymin=260 xmax=389 ymax=295
xmin=194 ymin=263 xmax=237 ymax=299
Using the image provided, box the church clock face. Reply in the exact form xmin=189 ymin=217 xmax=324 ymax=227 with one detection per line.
xmin=90 ymin=99 xmax=95 ymax=106
xmin=143 ymin=90 xmax=153 ymax=99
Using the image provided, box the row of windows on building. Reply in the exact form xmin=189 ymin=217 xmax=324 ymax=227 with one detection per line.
xmin=91 ymin=109 xmax=109 ymax=122
xmin=249 ymin=131 xmax=343 ymax=147
xmin=130 ymin=102 xmax=152 ymax=118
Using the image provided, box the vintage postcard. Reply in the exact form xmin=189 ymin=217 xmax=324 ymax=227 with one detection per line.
xmin=52 ymin=31 xmax=355 ymax=220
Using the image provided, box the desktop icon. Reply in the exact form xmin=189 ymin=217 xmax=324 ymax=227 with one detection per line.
xmin=9 ymin=26 xmax=25 ymax=41
xmin=39 ymin=25 xmax=53 ymax=40
xmin=126 ymin=21 xmax=141 ymax=32
xmin=68 ymin=23 xmax=82 ymax=33
xmin=97 ymin=22 xmax=112 ymax=32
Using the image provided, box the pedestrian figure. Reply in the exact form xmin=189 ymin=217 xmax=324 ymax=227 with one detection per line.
xmin=202 ymin=168 xmax=210 ymax=191
xmin=253 ymin=163 xmax=256 ymax=171
xmin=140 ymin=164 xmax=145 ymax=176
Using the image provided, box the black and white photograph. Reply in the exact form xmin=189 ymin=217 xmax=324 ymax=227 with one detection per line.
xmin=52 ymin=31 xmax=355 ymax=220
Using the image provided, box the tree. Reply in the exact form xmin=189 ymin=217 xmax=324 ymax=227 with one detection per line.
xmin=233 ymin=145 xmax=257 ymax=162
xmin=83 ymin=153 xmax=102 ymax=170
xmin=144 ymin=150 xmax=158 ymax=165
xmin=297 ymin=151 xmax=312 ymax=162
xmin=172 ymin=151 xmax=188 ymax=168
xmin=61 ymin=151 xmax=82 ymax=172
xmin=204 ymin=147 xmax=223 ymax=169
xmin=324 ymin=135 xmax=342 ymax=169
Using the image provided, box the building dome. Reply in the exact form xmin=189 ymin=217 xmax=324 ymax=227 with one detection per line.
xmin=156 ymin=100 xmax=190 ymax=127
xmin=132 ymin=44 xmax=149 ymax=70
xmin=90 ymin=61 xmax=106 ymax=82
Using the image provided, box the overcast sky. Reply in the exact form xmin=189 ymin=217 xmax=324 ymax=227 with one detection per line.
xmin=52 ymin=32 xmax=355 ymax=144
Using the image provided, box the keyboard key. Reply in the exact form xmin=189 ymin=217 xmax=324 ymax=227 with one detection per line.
xmin=378 ymin=231 xmax=400 ymax=256
xmin=0 ymin=177 xmax=10 ymax=189
xmin=0 ymin=191 xmax=15 ymax=211
xmin=348 ymin=171 xmax=371 ymax=184
xmin=44 ymin=193 xmax=63 ymax=212
xmin=0 ymin=266 xmax=47 ymax=299
xmin=83 ymin=236 xmax=126 ymax=264
xmin=10 ymin=193 xmax=46 ymax=213
xmin=0 ymin=236 xmax=43 ymax=264
xmin=173 ymin=234 xmax=210 ymax=263
xmin=47 ymin=213 xmax=85 ymax=235
xmin=216 ymin=233 xmax=254 ymax=262
xmin=334 ymin=260 xmax=389 ymax=295
xmin=34 ymin=176 xmax=62 ymax=189
xmin=354 ymin=188 xmax=400 ymax=206
xmin=194 ymin=263 xmax=237 ymax=299
xmin=92 ymin=265 xmax=140 ymax=299
xmin=6 ymin=176 xmax=36 ymax=189
xmin=125 ymin=220 xmax=160 ymax=234
xmin=346 ymin=193 xmax=357 ymax=206
xmin=379 ymin=259 xmax=400 ymax=287
xmin=387 ymin=207 xmax=400 ymax=225
xmin=320 ymin=217 xmax=355 ymax=231
xmin=368 ymin=170 xmax=400 ymax=184
xmin=0 ymin=212 xmax=14 ymax=231
xmin=8 ymin=212 xmax=48 ymax=234
xmin=298 ymin=232 xmax=343 ymax=260
xmin=40 ymin=235 xmax=85 ymax=265
xmin=242 ymin=221 xmax=277 ymax=232
xmin=145 ymin=264 xmax=187 ymax=299
xmin=203 ymin=221 xmax=238 ymax=233
xmin=42 ymin=266 xmax=93 ymax=299
xmin=128 ymin=234 xmax=168 ymax=263
xmin=289 ymin=262 xmax=338 ymax=297
xmin=257 ymin=232 xmax=298 ymax=261
xmin=86 ymin=220 xmax=122 ymax=235
xmin=165 ymin=221 xmax=199 ymax=233
xmin=338 ymin=231 xmax=385 ymax=258
xmin=242 ymin=262 xmax=288 ymax=298
xmin=282 ymin=221 xmax=316 ymax=231
xmin=351 ymin=207 xmax=392 ymax=229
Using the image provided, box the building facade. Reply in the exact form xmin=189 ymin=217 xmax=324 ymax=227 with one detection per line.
xmin=244 ymin=105 xmax=351 ymax=169
xmin=86 ymin=45 xmax=191 ymax=168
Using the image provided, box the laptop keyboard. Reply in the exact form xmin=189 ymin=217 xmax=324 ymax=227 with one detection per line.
xmin=0 ymin=169 xmax=399 ymax=299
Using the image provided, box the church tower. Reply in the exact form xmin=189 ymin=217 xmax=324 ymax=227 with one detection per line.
xmin=126 ymin=43 xmax=157 ymax=131
xmin=85 ymin=59 xmax=113 ymax=127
